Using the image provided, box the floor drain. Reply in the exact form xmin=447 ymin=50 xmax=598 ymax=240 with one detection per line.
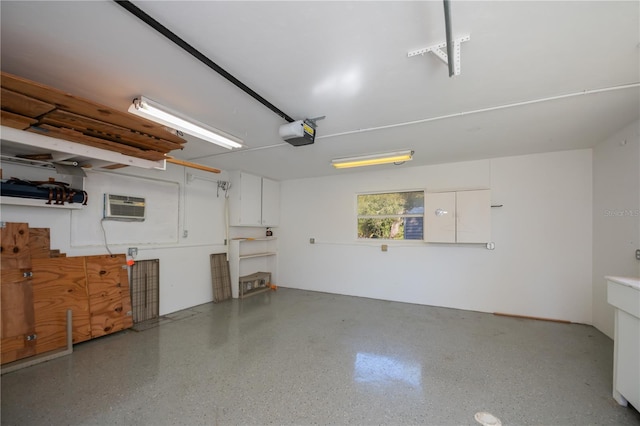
xmin=474 ymin=411 xmax=502 ymax=426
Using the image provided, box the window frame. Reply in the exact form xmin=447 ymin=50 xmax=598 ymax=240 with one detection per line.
xmin=355 ymin=189 xmax=425 ymax=241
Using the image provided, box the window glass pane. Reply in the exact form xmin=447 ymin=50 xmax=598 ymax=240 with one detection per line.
xmin=357 ymin=191 xmax=423 ymax=240
xmin=357 ymin=191 xmax=423 ymax=216
xmin=403 ymin=217 xmax=423 ymax=240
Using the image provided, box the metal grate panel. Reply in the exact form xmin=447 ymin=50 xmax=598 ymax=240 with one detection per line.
xmin=130 ymin=259 xmax=159 ymax=323
xmin=210 ymin=253 xmax=231 ymax=303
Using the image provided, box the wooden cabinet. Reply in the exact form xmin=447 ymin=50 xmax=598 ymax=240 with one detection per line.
xmin=229 ymin=238 xmax=277 ymax=299
xmin=0 ymin=223 xmax=133 ymax=365
xmin=228 ymin=171 xmax=280 ymax=227
xmin=424 ymin=189 xmax=491 ymax=243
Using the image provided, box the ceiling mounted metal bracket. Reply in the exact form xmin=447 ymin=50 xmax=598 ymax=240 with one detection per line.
xmin=407 ymin=34 xmax=470 ymax=76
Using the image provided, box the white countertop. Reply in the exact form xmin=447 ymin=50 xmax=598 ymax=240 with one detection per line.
xmin=607 ymin=276 xmax=640 ymax=290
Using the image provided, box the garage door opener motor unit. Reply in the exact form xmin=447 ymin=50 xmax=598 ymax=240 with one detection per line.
xmin=104 ymin=194 xmax=146 ymax=221
xmin=279 ymin=116 xmax=324 ymax=146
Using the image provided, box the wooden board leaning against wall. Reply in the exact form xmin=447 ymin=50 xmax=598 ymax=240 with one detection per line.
xmin=0 ymin=222 xmax=133 ymax=365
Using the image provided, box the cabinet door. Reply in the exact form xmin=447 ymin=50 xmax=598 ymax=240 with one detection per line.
xmin=424 ymin=192 xmax=456 ymax=243
xmin=239 ymin=172 xmax=263 ymax=226
xmin=261 ymin=177 xmax=280 ymax=227
xmin=456 ymin=190 xmax=491 ymax=243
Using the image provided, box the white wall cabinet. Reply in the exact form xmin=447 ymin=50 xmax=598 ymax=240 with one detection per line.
xmin=607 ymin=276 xmax=640 ymax=409
xmin=228 ymin=238 xmax=277 ymax=299
xmin=228 ymin=171 xmax=280 ymax=227
xmin=424 ymin=189 xmax=491 ymax=243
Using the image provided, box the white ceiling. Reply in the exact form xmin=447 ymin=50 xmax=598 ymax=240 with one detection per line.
xmin=1 ymin=1 xmax=638 ymax=180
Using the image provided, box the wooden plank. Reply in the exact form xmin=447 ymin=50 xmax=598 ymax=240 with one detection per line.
xmin=41 ymin=110 xmax=184 ymax=153
xmin=32 ymin=257 xmax=92 ymax=348
xmin=1 ymin=278 xmax=36 ymax=364
xmin=101 ymin=164 xmax=129 ymax=170
xmin=0 ymin=110 xmax=37 ymax=130
xmin=1 ymin=222 xmax=31 ymax=270
xmin=28 ymin=125 xmax=167 ymax=161
xmin=166 ymin=157 xmax=221 ymax=174
xmin=1 ymin=71 xmax=186 ymax=144
xmin=1 ymin=87 xmax=55 ymax=117
xmin=1 ymin=223 xmax=36 ymax=364
xmin=49 ymin=249 xmax=67 ymax=258
xmin=1 ymin=279 xmax=35 ymax=338
xmin=85 ymin=255 xmax=133 ymax=337
xmin=29 ymin=228 xmax=51 ymax=259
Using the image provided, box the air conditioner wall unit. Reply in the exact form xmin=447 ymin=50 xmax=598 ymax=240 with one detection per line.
xmin=104 ymin=194 xmax=146 ymax=221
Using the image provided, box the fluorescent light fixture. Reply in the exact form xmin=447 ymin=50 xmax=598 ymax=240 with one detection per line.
xmin=128 ymin=96 xmax=243 ymax=149
xmin=331 ymin=150 xmax=414 ymax=169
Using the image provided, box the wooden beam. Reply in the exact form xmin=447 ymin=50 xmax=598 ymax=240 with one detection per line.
xmin=29 ymin=125 xmax=167 ymax=161
xmin=1 ymin=110 xmax=37 ymax=130
xmin=1 ymin=87 xmax=55 ymax=118
xmin=41 ymin=109 xmax=183 ymax=153
xmin=165 ymin=157 xmax=221 ymax=174
xmin=1 ymin=71 xmax=185 ymax=145
xmin=1 ymin=126 xmax=165 ymax=170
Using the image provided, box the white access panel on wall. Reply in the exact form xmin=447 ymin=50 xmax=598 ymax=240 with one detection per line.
xmin=424 ymin=192 xmax=456 ymax=243
xmin=457 ymin=190 xmax=491 ymax=243
xmin=261 ymin=177 xmax=280 ymax=227
xmin=424 ymin=189 xmax=491 ymax=243
xmin=229 ymin=171 xmax=262 ymax=226
xmin=228 ymin=171 xmax=280 ymax=227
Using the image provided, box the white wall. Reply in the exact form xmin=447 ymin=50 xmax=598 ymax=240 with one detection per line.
xmin=278 ymin=149 xmax=593 ymax=323
xmin=592 ymin=120 xmax=640 ymax=338
xmin=0 ymin=162 xmax=228 ymax=315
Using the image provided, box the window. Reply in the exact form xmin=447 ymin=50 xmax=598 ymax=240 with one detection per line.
xmin=357 ymin=191 xmax=424 ymax=240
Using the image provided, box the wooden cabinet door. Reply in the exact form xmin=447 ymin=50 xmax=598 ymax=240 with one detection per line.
xmin=85 ymin=255 xmax=133 ymax=338
xmin=1 ymin=222 xmax=36 ymax=364
xmin=424 ymin=192 xmax=456 ymax=243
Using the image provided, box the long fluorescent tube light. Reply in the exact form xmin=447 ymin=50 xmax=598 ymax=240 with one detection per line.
xmin=331 ymin=150 xmax=414 ymax=169
xmin=128 ymin=96 xmax=243 ymax=149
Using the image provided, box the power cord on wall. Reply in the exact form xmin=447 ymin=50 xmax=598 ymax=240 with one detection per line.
xmin=100 ymin=218 xmax=114 ymax=255
xmin=217 ymin=180 xmax=231 ymax=198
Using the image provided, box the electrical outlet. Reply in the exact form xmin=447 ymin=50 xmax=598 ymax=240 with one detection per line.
xmin=183 ymin=230 xmax=189 ymax=238
xmin=636 ymin=249 xmax=640 ymax=260
xmin=381 ymin=244 xmax=388 ymax=252
xmin=128 ymin=247 xmax=138 ymax=257
xmin=310 ymin=238 xmax=315 ymax=244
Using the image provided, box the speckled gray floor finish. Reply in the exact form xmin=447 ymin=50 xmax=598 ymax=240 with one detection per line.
xmin=1 ymin=288 xmax=639 ymax=425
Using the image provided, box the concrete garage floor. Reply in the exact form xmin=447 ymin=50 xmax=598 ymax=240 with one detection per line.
xmin=2 ymin=288 xmax=639 ymax=425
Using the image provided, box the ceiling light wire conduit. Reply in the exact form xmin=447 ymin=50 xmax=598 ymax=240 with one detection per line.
xmin=317 ymin=82 xmax=640 ymax=140
xmin=114 ymin=0 xmax=295 ymax=123
xmin=184 ymin=82 xmax=639 ymax=160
